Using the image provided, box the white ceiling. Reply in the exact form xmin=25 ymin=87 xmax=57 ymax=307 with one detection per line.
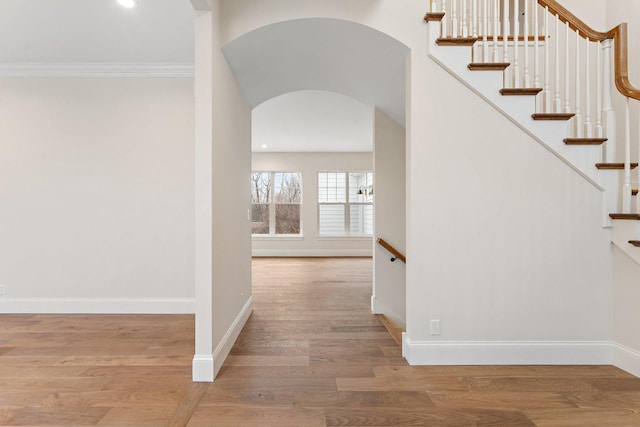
xmin=1 ymin=2 xmax=406 ymax=152
xmin=253 ymin=90 xmax=373 ymax=153
xmin=223 ymin=18 xmax=408 ymax=126
xmin=0 ymin=0 xmax=194 ymax=64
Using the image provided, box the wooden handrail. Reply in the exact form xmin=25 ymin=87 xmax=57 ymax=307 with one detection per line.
xmin=376 ymin=238 xmax=406 ymax=264
xmin=538 ymin=0 xmax=640 ymax=101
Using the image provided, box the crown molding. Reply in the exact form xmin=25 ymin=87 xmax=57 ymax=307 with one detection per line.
xmin=0 ymin=63 xmax=195 ymax=77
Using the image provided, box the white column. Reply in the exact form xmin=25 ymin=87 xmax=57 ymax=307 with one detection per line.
xmin=193 ymin=3 xmax=214 ymax=383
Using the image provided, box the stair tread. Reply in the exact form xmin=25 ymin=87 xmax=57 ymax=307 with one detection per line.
xmin=629 ymin=241 xmax=640 ymax=247
xmin=532 ymin=113 xmax=575 ymax=121
xmin=564 ymin=138 xmax=608 ymax=145
xmin=596 ymin=163 xmax=639 ymax=170
xmin=500 ymin=88 xmax=543 ymax=96
xmin=436 ymin=37 xmax=478 ymax=46
xmin=468 ymin=62 xmax=510 ymax=71
xmin=610 ymin=213 xmax=640 ymax=220
xmin=634 ymin=189 xmax=638 ymax=196
xmin=424 ymin=12 xmax=445 ymax=22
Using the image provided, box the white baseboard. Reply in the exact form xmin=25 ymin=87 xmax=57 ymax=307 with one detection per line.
xmin=192 ymin=354 xmax=214 ymax=382
xmin=251 ymin=249 xmax=373 ymax=257
xmin=403 ymin=336 xmax=612 ymax=366
xmin=212 ymin=296 xmax=253 ymax=378
xmin=612 ymin=342 xmax=640 ymax=378
xmin=252 ymin=249 xmax=372 ymax=257
xmin=0 ymin=298 xmax=195 ymax=314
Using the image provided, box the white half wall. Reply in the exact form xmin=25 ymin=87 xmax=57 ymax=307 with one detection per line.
xmin=372 ymin=108 xmax=406 ymax=328
xmin=251 ymin=152 xmax=373 ymax=257
xmin=0 ymin=77 xmax=195 ymax=313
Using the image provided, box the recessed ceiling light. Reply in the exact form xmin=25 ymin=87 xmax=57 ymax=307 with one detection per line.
xmin=117 ymin=0 xmax=137 ymax=8
xmin=261 ymin=144 xmax=269 ymax=149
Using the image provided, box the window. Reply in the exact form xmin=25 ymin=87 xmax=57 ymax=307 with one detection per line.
xmin=251 ymin=172 xmax=302 ymax=235
xmin=318 ymin=171 xmax=373 ymax=236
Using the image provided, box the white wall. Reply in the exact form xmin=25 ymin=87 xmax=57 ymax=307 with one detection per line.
xmin=372 ymin=108 xmax=406 ymax=328
xmin=405 ymin=50 xmax=613 ymax=364
xmin=251 ymin=152 xmax=373 ymax=256
xmin=0 ymin=77 xmax=195 ymax=313
xmin=192 ymin=1 xmax=253 ymax=381
xmin=213 ymin=0 xmax=618 ymax=369
xmin=613 ymin=246 xmax=640 ymax=377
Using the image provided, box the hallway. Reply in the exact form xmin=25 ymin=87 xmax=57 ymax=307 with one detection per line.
xmin=1 ymin=258 xmax=640 ymax=426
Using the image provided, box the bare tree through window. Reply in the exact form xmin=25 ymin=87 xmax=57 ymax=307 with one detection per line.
xmin=251 ymin=172 xmax=302 ymax=235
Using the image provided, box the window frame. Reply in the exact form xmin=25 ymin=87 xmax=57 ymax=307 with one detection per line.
xmin=251 ymin=171 xmax=303 ymax=237
xmin=317 ymin=171 xmax=373 ymax=237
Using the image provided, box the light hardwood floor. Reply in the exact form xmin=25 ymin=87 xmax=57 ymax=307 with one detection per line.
xmin=1 ymin=257 xmax=640 ymax=426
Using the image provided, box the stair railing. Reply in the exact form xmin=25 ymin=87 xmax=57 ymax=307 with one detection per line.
xmin=428 ymin=0 xmax=640 ymax=213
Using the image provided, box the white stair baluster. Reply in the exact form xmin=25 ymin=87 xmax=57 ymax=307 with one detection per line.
xmin=554 ymin=14 xmax=562 ymax=113
xmin=483 ymin=0 xmax=489 ymax=62
xmin=452 ymin=0 xmax=458 ymax=38
xmin=602 ymin=39 xmax=616 ymax=162
xmin=513 ymin=0 xmax=520 ymax=87
xmin=441 ymin=0 xmax=448 ymax=38
xmin=462 ymin=0 xmax=468 ymax=37
xmin=431 ymin=0 xmax=437 ymax=13
xmin=596 ymin=40 xmax=603 ymax=139
xmin=624 ymin=97 xmax=632 ymax=213
xmin=584 ymin=38 xmax=592 ymax=138
xmin=503 ymin=0 xmax=510 ymax=86
xmin=492 ymin=0 xmax=499 ymax=62
xmin=534 ymin=1 xmax=540 ymax=90
xmin=472 ymin=0 xmax=478 ymax=38
xmin=574 ymin=31 xmax=582 ymax=137
xmin=523 ymin=0 xmax=530 ymax=87
xmin=564 ymin=21 xmax=571 ymax=114
xmin=543 ymin=7 xmax=550 ymax=113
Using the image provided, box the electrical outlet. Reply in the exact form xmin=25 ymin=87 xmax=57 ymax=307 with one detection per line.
xmin=430 ymin=319 xmax=441 ymax=336
xmin=0 ymin=284 xmax=6 ymax=296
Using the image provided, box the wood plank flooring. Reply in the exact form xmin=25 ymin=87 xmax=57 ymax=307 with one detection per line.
xmin=1 ymin=257 xmax=640 ymax=426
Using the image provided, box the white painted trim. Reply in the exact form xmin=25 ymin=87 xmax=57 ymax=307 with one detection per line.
xmin=403 ymin=336 xmax=612 ymax=366
xmin=212 ymin=296 xmax=253 ymax=378
xmin=192 ymin=354 xmax=214 ymax=382
xmin=0 ymin=63 xmax=195 ymax=78
xmin=612 ymin=342 xmax=640 ymax=378
xmin=0 ymin=298 xmax=195 ymax=314
xmin=252 ymin=249 xmax=372 ymax=257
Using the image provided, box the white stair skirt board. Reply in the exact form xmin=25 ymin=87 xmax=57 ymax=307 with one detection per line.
xmin=612 ymin=342 xmax=640 ymax=378
xmin=612 ymin=220 xmax=640 ymax=264
xmin=403 ymin=335 xmax=612 ymax=366
xmin=192 ymin=296 xmax=253 ymax=382
xmin=371 ymin=295 xmax=406 ymax=330
xmin=0 ymin=298 xmax=195 ymax=314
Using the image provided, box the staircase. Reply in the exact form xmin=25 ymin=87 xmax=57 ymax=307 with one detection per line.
xmin=424 ymin=0 xmax=640 ymax=264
